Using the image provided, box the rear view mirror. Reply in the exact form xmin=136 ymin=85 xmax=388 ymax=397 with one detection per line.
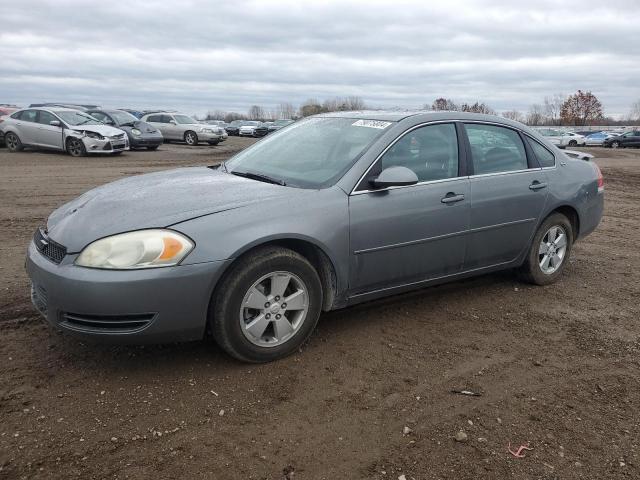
xmin=49 ymin=120 xmax=61 ymax=127
xmin=371 ymin=166 xmax=419 ymax=189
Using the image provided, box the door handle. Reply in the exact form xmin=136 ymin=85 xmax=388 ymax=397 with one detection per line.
xmin=529 ymin=181 xmax=548 ymax=191
xmin=441 ymin=193 xmax=465 ymax=204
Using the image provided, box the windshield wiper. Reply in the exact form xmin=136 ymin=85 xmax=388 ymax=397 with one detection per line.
xmin=229 ymin=170 xmax=286 ymax=186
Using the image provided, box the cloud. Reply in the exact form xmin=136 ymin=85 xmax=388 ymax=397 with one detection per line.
xmin=1 ymin=0 xmax=638 ymax=116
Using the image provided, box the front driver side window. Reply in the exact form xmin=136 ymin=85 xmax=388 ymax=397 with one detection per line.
xmin=380 ymin=123 xmax=459 ymax=182
xmin=465 ymin=123 xmax=528 ymax=175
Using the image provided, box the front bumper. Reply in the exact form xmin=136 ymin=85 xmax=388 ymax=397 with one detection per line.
xmin=129 ymin=134 xmax=163 ymax=149
xmin=25 ymin=241 xmax=228 ymax=343
xmin=198 ymin=131 xmax=222 ymax=142
xmin=82 ymin=134 xmax=129 ymax=154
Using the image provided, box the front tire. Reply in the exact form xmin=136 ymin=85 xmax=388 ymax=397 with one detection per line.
xmin=211 ymin=246 xmax=323 ymax=363
xmin=66 ymin=137 xmax=87 ymax=157
xmin=147 ymin=145 xmax=159 ymax=150
xmin=568 ymin=140 xmax=578 ymax=147
xmin=519 ymin=213 xmax=573 ymax=285
xmin=5 ymin=132 xmax=23 ymax=152
xmin=611 ymin=141 xmax=621 ymax=149
xmin=184 ymin=131 xmax=198 ymax=146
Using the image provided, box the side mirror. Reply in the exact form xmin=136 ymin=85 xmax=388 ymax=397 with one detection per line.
xmin=169 ymin=120 xmax=176 ymax=125
xmin=49 ymin=120 xmax=61 ymax=127
xmin=370 ymin=166 xmax=419 ymax=189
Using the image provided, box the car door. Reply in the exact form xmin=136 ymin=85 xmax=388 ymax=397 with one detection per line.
xmin=13 ymin=109 xmax=40 ymax=144
xmin=622 ymin=131 xmax=640 ymax=147
xmin=463 ymin=122 xmax=548 ymax=269
xmin=349 ymin=122 xmax=470 ymax=294
xmin=34 ymin=110 xmax=64 ymax=149
xmin=145 ymin=114 xmax=168 ymax=137
xmin=163 ymin=114 xmax=181 ymax=140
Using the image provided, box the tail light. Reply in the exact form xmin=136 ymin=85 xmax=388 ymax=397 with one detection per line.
xmin=593 ymin=163 xmax=604 ymax=192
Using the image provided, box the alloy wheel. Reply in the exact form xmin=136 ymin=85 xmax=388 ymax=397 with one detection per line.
xmin=239 ymin=271 xmax=309 ymax=347
xmin=185 ymin=132 xmax=196 ymax=145
xmin=611 ymin=141 xmax=620 ymax=149
xmin=538 ymin=225 xmax=568 ymax=274
xmin=67 ymin=138 xmax=83 ymax=156
xmin=6 ymin=133 xmax=18 ymax=150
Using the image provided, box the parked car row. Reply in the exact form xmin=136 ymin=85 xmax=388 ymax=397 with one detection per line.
xmin=535 ymin=127 xmax=638 ymax=149
xmin=0 ymin=103 xmax=243 ymax=155
xmin=224 ymin=119 xmax=294 ymax=137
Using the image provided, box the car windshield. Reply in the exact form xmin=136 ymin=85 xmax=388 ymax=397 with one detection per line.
xmin=110 ymin=111 xmax=138 ymax=125
xmin=174 ymin=114 xmax=197 ymax=124
xmin=224 ymin=117 xmax=392 ymax=189
xmin=55 ymin=111 xmax=103 ymax=126
xmin=274 ymin=120 xmax=292 ymax=126
xmin=243 ymin=121 xmax=260 ymax=126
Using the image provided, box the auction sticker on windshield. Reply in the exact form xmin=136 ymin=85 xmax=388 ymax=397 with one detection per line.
xmin=352 ymin=120 xmax=392 ymax=129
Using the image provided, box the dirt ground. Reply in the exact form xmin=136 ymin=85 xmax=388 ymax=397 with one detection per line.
xmin=1 ymin=140 xmax=639 ymax=480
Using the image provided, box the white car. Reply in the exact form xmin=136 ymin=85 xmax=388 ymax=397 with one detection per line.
xmin=2 ymin=107 xmax=129 ymax=156
xmin=238 ymin=121 xmax=262 ymax=137
xmin=584 ymin=132 xmax=619 ymax=146
xmin=536 ymin=128 xmax=586 ymax=148
xmin=141 ymin=112 xmax=224 ymax=146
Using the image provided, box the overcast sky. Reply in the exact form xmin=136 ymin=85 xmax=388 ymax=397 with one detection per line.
xmin=2 ymin=0 xmax=638 ymax=117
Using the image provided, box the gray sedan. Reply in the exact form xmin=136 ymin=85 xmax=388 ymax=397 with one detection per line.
xmin=26 ymin=111 xmax=604 ymax=362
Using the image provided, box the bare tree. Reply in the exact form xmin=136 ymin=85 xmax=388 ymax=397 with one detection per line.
xmin=629 ymin=100 xmax=640 ymax=122
xmin=501 ymin=110 xmax=524 ymax=123
xmin=526 ymin=104 xmax=545 ymax=126
xmin=345 ymin=96 xmax=365 ymax=110
xmin=276 ymin=102 xmax=296 ymax=119
xmin=560 ymin=90 xmax=604 ymax=126
xmin=300 ymin=99 xmax=324 ymax=117
xmin=460 ymin=102 xmax=495 ymax=115
xmin=247 ymin=105 xmax=266 ymax=120
xmin=543 ymin=94 xmax=564 ymax=126
xmin=429 ymin=98 xmax=459 ymax=111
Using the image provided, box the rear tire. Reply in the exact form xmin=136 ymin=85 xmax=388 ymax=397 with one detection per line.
xmin=5 ymin=132 xmax=23 ymax=152
xmin=519 ymin=213 xmax=573 ymax=285
xmin=211 ymin=246 xmax=323 ymax=363
xmin=66 ymin=137 xmax=87 ymax=157
xmin=611 ymin=141 xmax=621 ymax=149
xmin=568 ymin=140 xmax=578 ymax=147
xmin=184 ymin=131 xmax=198 ymax=146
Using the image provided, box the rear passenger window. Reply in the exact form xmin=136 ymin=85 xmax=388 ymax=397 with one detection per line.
xmin=465 ymin=124 xmax=527 ymax=175
xmin=18 ymin=110 xmax=38 ymax=123
xmin=147 ymin=115 xmax=162 ymax=122
xmin=380 ymin=123 xmax=459 ymax=182
xmin=528 ymin=137 xmax=555 ymax=168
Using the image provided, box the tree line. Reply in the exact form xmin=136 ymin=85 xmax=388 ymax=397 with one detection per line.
xmin=204 ymin=92 xmax=640 ymax=126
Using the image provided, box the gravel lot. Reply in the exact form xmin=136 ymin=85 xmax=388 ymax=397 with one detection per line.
xmin=0 ymin=141 xmax=639 ymax=479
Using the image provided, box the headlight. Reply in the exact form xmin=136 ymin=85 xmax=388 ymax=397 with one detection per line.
xmin=75 ymin=229 xmax=194 ymax=269
xmin=83 ymin=131 xmax=104 ymax=140
xmin=131 ymin=128 xmax=142 ymax=136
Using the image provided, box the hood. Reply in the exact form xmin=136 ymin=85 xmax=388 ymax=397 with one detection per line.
xmin=71 ymin=124 xmax=125 ymax=136
xmin=118 ymin=121 xmax=161 ymax=135
xmin=46 ymin=167 xmax=298 ymax=252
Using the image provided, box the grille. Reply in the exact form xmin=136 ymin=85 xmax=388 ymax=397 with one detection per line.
xmin=60 ymin=312 xmax=156 ymax=333
xmin=110 ymin=133 xmax=125 ymax=140
xmin=31 ymin=283 xmax=48 ymax=316
xmin=33 ymin=228 xmax=66 ymax=264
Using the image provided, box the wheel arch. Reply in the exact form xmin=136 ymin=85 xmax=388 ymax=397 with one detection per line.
xmin=214 ymin=236 xmax=341 ymax=312
xmin=547 ymin=205 xmax=580 ymax=240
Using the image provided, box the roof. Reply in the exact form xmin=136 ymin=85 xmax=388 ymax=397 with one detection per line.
xmin=318 ymin=110 xmax=524 ymax=126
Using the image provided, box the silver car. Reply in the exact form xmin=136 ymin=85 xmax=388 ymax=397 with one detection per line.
xmin=25 ymin=111 xmax=603 ymax=363
xmin=141 ymin=112 xmax=224 ymax=146
xmin=3 ymin=108 xmax=129 ymax=156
